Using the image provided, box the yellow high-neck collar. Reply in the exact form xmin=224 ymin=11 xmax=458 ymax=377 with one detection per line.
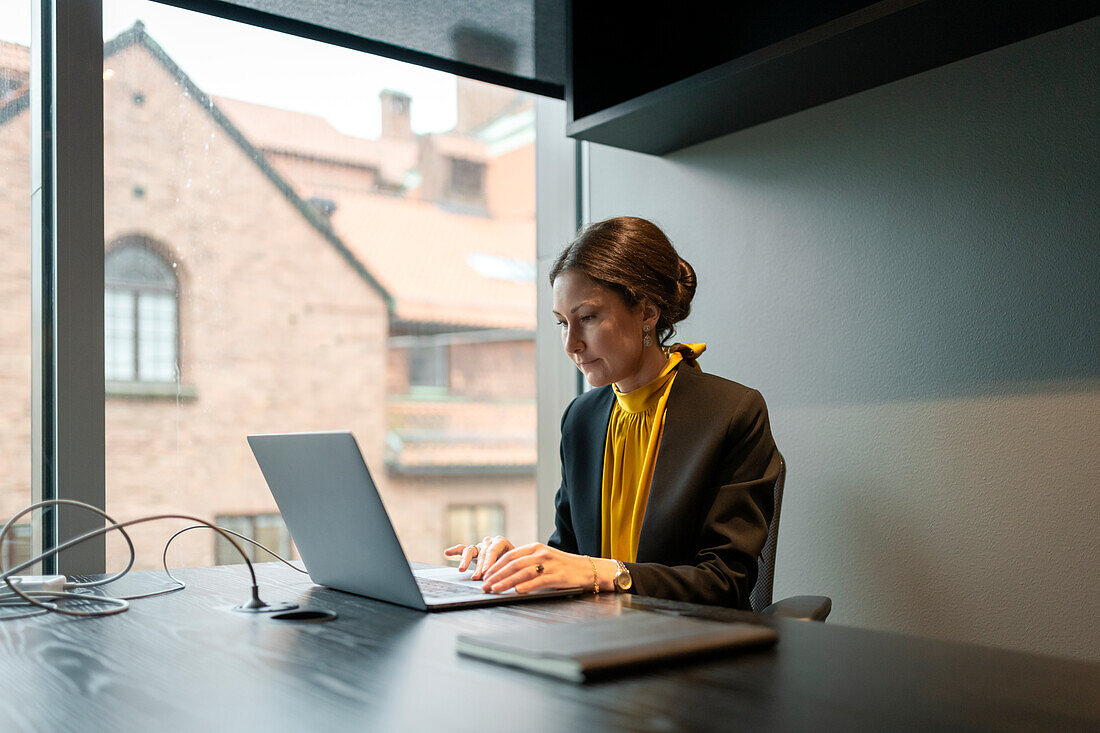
xmin=613 ymin=355 xmax=680 ymax=414
xmin=611 ymin=342 xmax=706 ymax=414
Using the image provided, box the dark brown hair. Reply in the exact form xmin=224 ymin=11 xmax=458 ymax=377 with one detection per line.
xmin=549 ymin=216 xmax=697 ymax=345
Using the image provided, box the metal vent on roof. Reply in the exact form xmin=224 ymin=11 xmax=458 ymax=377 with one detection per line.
xmin=465 ymin=253 xmax=535 ymax=283
xmin=308 ymin=196 xmax=337 ymax=217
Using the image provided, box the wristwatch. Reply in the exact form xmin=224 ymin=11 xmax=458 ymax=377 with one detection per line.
xmin=612 ymin=560 xmax=632 ymax=592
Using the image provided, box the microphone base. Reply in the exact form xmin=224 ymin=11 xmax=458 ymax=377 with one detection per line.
xmin=231 ymin=601 xmax=299 ymax=614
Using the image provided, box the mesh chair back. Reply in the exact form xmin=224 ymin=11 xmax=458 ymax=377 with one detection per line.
xmin=749 ymin=453 xmax=785 ymax=613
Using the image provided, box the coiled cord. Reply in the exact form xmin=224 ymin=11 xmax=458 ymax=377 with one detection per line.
xmin=0 ymin=499 xmax=305 ymax=621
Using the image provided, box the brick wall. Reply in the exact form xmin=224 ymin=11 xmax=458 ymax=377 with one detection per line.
xmin=387 ymin=339 xmax=535 ymax=400
xmin=449 ymin=340 xmax=535 ymax=399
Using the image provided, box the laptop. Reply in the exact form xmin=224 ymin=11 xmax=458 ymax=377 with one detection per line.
xmin=247 ymin=431 xmax=583 ymax=611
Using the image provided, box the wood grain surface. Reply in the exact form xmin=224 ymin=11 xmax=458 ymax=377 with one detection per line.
xmin=0 ymin=563 xmax=1096 ymax=732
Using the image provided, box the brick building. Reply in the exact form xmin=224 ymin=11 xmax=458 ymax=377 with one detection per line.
xmin=0 ymin=23 xmax=537 ymax=571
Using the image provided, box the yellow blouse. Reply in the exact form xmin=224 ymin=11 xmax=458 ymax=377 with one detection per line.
xmin=600 ymin=343 xmax=706 ymax=562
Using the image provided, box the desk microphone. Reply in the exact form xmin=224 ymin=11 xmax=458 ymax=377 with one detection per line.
xmin=161 ymin=524 xmax=299 ymax=614
xmin=233 ymin=585 xmax=298 ymax=614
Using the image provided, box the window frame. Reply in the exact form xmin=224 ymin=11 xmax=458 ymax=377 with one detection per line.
xmin=213 ymin=513 xmax=293 ymax=565
xmin=447 ymin=155 xmax=486 ymax=199
xmin=407 ymin=339 xmax=450 ymax=393
xmin=104 ymin=240 xmax=181 ymax=387
xmin=31 ymin=0 xmax=105 ymax=574
xmin=444 ymin=502 xmax=505 ymax=554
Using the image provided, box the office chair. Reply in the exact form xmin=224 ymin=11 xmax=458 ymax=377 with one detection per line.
xmin=751 ymin=453 xmax=832 ymax=621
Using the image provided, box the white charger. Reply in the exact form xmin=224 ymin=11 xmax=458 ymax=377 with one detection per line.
xmin=2 ymin=575 xmax=68 ymax=594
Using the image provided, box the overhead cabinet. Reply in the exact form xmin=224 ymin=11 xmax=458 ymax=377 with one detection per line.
xmin=566 ymin=0 xmax=1100 ymax=155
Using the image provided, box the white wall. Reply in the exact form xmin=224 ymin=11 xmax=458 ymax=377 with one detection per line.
xmin=572 ymin=18 xmax=1100 ymax=660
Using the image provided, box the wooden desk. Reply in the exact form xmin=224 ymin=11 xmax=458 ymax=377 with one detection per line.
xmin=0 ymin=563 xmax=1096 ymax=732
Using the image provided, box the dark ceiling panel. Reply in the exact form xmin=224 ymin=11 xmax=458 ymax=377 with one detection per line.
xmin=154 ymin=0 xmax=566 ymax=98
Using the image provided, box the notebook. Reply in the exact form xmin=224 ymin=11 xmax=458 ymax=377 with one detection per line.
xmin=247 ymin=431 xmax=583 ymax=611
xmin=456 ymin=611 xmax=779 ymax=681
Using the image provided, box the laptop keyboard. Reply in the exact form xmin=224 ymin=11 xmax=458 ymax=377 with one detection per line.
xmin=416 ymin=577 xmax=488 ymax=598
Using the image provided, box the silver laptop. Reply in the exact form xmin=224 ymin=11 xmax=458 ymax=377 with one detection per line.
xmin=247 ymin=431 xmax=582 ymax=611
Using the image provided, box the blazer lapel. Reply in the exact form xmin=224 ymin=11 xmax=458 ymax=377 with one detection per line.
xmin=574 ymin=387 xmax=613 ymax=557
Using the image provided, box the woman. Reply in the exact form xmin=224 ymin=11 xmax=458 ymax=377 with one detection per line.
xmin=445 ymin=216 xmax=780 ymax=609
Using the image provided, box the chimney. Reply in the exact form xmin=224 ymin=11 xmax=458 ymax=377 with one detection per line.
xmin=379 ymin=89 xmax=412 ymax=138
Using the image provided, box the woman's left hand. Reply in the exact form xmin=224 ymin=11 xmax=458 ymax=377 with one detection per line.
xmin=479 ymin=543 xmax=617 ymax=594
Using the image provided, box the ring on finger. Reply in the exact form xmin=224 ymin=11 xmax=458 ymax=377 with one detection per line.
xmin=535 ymin=563 xmax=544 ymax=575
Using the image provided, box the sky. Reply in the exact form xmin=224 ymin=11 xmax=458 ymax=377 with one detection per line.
xmin=1 ymin=0 xmax=460 ymax=138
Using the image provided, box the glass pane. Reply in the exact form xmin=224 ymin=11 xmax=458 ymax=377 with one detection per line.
xmin=213 ymin=515 xmax=252 ymax=565
xmin=408 ymin=342 xmax=448 ymax=389
xmin=105 ymin=289 xmax=136 ymax=381
xmin=106 ymin=243 xmax=176 ymax=289
xmin=251 ymin=514 xmax=291 ymax=559
xmin=104 ymin=2 xmax=537 ymax=571
xmin=0 ymin=5 xmax=34 ymax=573
xmin=137 ymin=291 xmax=176 ymax=381
xmin=445 ymin=504 xmax=504 ymax=553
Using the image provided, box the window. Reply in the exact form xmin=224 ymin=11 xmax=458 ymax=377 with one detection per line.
xmin=445 ymin=503 xmax=505 ymax=556
xmin=104 ymin=241 xmax=178 ymax=383
xmin=0 ymin=524 xmax=32 ymax=573
xmin=213 ymin=514 xmax=293 ymax=565
xmin=408 ymin=342 xmax=449 ymax=390
xmin=448 ymin=157 xmax=485 ymax=198
xmin=0 ymin=5 xmax=33 ymax=567
xmin=100 ymin=3 xmax=536 ymax=573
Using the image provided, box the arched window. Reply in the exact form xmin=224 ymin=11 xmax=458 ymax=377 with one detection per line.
xmin=104 ymin=243 xmax=179 ymax=383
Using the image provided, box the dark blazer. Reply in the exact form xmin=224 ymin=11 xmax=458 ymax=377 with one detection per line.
xmin=548 ymin=365 xmax=780 ymax=609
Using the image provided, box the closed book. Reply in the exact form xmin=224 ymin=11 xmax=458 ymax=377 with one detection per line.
xmin=455 ymin=611 xmax=778 ymax=682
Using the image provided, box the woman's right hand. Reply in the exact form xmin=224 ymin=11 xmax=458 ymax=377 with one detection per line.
xmin=444 ymin=535 xmax=515 ymax=580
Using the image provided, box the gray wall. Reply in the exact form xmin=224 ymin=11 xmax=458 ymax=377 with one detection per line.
xmin=572 ymin=18 xmax=1100 ymax=660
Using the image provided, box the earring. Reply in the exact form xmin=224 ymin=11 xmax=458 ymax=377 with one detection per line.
xmin=643 ymin=325 xmax=652 ymax=348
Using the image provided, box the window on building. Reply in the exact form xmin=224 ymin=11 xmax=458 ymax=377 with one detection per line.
xmin=445 ymin=503 xmax=504 ymax=562
xmin=0 ymin=523 xmax=32 ymax=573
xmin=104 ymin=242 xmax=178 ymax=383
xmin=448 ymin=157 xmax=485 ymax=198
xmin=408 ymin=342 xmax=449 ymax=391
xmin=213 ymin=514 xmax=293 ymax=566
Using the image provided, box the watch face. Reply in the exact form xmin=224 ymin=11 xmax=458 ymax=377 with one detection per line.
xmin=614 ymin=564 xmax=632 ymax=591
